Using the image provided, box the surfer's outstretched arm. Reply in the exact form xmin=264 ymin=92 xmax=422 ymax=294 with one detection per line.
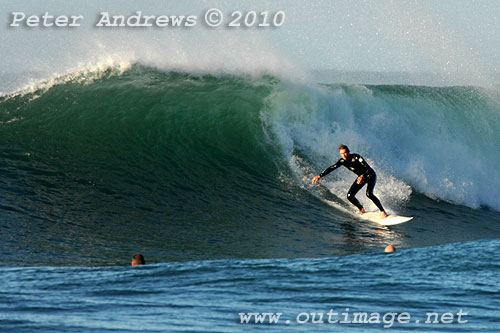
xmin=312 ymin=160 xmax=343 ymax=184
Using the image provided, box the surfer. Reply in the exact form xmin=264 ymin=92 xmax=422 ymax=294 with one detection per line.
xmin=312 ymin=144 xmax=387 ymax=218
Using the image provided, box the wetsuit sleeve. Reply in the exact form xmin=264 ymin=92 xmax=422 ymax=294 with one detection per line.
xmin=319 ymin=159 xmax=343 ymax=178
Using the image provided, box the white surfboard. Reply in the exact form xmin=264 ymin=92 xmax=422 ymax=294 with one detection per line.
xmin=358 ymin=211 xmax=413 ymax=226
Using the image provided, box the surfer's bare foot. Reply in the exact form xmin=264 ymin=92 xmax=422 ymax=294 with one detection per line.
xmin=380 ymin=211 xmax=387 ymax=218
xmin=357 ymin=208 xmax=365 ymax=215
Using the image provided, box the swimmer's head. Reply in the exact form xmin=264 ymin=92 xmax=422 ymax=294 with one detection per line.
xmin=131 ymin=253 xmax=146 ymax=266
xmin=384 ymin=245 xmax=396 ymax=253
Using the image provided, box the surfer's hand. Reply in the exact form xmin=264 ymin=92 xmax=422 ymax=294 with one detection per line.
xmin=312 ymin=175 xmax=321 ymax=184
xmin=357 ymin=175 xmax=364 ymax=184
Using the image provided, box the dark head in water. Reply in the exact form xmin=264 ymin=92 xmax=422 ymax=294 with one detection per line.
xmin=131 ymin=253 xmax=146 ymax=266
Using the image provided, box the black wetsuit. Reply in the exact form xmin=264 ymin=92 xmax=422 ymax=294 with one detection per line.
xmin=319 ymin=154 xmax=385 ymax=212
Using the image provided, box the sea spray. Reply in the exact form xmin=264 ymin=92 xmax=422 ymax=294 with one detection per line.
xmin=262 ymin=81 xmax=500 ymax=211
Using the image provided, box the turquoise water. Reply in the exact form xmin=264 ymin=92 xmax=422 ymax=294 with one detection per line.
xmin=1 ymin=65 xmax=500 ymax=331
xmin=1 ymin=239 xmax=499 ymax=332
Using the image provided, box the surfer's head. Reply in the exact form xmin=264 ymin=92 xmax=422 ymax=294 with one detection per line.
xmin=339 ymin=144 xmax=350 ymax=160
xmin=131 ymin=253 xmax=146 ymax=266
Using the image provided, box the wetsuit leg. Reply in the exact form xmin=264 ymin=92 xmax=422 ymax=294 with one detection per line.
xmin=347 ymin=180 xmax=364 ymax=211
xmin=365 ymin=172 xmax=385 ymax=212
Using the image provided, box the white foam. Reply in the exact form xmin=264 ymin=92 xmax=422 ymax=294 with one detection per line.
xmin=4 ymin=57 xmax=132 ymax=100
xmin=3 ymin=18 xmax=310 ymax=96
xmin=262 ymin=81 xmax=500 ymax=211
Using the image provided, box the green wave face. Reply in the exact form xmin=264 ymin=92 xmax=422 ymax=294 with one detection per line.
xmin=0 ymin=67 xmax=289 ymax=223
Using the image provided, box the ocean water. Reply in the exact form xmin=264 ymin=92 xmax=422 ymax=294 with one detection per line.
xmin=1 ymin=239 xmax=500 ymax=332
xmin=1 ymin=65 xmax=500 ymax=331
